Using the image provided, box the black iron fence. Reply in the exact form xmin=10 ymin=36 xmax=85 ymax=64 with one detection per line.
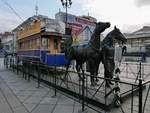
xmin=3 ymin=55 xmax=150 ymax=113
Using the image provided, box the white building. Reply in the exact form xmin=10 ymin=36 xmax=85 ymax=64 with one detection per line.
xmin=124 ymin=26 xmax=150 ymax=62
xmin=1 ymin=32 xmax=14 ymax=53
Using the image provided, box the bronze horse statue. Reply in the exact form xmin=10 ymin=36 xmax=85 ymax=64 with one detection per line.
xmin=64 ymin=22 xmax=110 ymax=84
xmin=93 ymin=26 xmax=127 ymax=87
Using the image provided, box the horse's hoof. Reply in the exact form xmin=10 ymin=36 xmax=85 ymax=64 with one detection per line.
xmin=95 ymin=82 xmax=99 ymax=86
xmin=106 ymin=83 xmax=111 ymax=88
xmin=90 ymin=84 xmax=95 ymax=87
xmin=90 ymin=82 xmax=98 ymax=87
xmin=109 ymin=81 xmax=114 ymax=85
xmin=96 ymin=78 xmax=99 ymax=82
xmin=90 ymin=83 xmax=95 ymax=87
xmin=79 ymin=78 xmax=82 ymax=81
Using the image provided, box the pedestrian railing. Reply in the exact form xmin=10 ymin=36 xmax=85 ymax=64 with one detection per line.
xmin=4 ymin=56 xmax=150 ymax=113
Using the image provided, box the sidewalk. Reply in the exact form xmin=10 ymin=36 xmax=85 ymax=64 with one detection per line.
xmin=1 ymin=57 xmax=150 ymax=113
xmin=0 ymin=75 xmax=29 ymax=113
xmin=0 ymin=58 xmax=97 ymax=113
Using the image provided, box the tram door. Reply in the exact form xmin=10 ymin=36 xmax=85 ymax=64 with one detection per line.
xmin=41 ymin=37 xmax=50 ymax=62
xmin=54 ymin=38 xmax=58 ymax=53
xmin=52 ymin=36 xmax=61 ymax=54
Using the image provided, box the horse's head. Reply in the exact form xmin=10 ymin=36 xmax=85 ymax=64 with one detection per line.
xmin=111 ymin=26 xmax=127 ymax=44
xmin=95 ymin=22 xmax=110 ymax=34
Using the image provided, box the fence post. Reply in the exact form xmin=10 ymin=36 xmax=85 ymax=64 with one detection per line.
xmin=126 ymin=63 xmax=128 ymax=78
xmin=139 ymin=62 xmax=143 ymax=113
xmin=37 ymin=63 xmax=41 ymax=88
xmin=139 ymin=78 xmax=142 ymax=113
xmin=82 ymin=71 xmax=85 ymax=112
xmin=54 ymin=66 xmax=57 ymax=96
xmin=28 ymin=62 xmax=31 ymax=81
xmin=13 ymin=56 xmax=15 ymax=72
xmin=16 ymin=58 xmax=19 ymax=75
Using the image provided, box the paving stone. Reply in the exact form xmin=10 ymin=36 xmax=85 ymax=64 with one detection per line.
xmin=40 ymin=97 xmax=58 ymax=105
xmin=24 ymin=96 xmax=42 ymax=104
xmin=0 ymin=91 xmax=13 ymax=113
xmin=57 ymin=95 xmax=75 ymax=105
xmin=23 ymin=103 xmax=37 ymax=112
xmin=31 ymin=90 xmax=48 ymax=97
xmin=6 ymin=95 xmax=22 ymax=108
xmin=16 ymin=90 xmax=35 ymax=96
xmin=0 ymin=74 xmax=29 ymax=113
xmin=53 ymin=105 xmax=77 ymax=113
xmin=17 ymin=95 xmax=29 ymax=102
xmin=32 ymin=104 xmax=55 ymax=113
xmin=13 ymin=106 xmax=29 ymax=113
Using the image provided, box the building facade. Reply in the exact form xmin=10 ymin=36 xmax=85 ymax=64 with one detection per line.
xmin=1 ymin=32 xmax=14 ymax=53
xmin=55 ymin=12 xmax=97 ymax=45
xmin=124 ymin=26 xmax=150 ymax=62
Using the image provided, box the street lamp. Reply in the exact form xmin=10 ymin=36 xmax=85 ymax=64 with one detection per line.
xmin=60 ymin=0 xmax=72 ymax=34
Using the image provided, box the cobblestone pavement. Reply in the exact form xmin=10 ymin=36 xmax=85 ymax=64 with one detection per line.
xmin=0 ymin=58 xmax=150 ymax=113
xmin=0 ymin=58 xmax=98 ymax=113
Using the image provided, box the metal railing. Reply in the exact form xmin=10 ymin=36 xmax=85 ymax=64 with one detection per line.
xmin=4 ymin=55 xmax=150 ymax=113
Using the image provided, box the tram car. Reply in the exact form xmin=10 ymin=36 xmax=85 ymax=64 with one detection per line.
xmin=16 ymin=15 xmax=67 ymax=67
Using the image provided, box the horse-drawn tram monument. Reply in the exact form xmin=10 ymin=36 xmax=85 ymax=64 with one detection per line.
xmin=0 ymin=1 xmax=150 ymax=113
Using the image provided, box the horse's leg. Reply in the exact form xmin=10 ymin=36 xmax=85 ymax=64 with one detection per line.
xmin=76 ymin=63 xmax=81 ymax=81
xmin=64 ymin=63 xmax=70 ymax=81
xmin=103 ymin=59 xmax=111 ymax=87
xmin=95 ymin=57 xmax=101 ymax=82
xmin=88 ymin=60 xmax=96 ymax=86
xmin=104 ymin=58 xmax=115 ymax=87
xmin=80 ymin=64 xmax=84 ymax=80
xmin=109 ymin=59 xmax=115 ymax=85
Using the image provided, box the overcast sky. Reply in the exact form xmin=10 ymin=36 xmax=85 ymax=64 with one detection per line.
xmin=0 ymin=0 xmax=150 ymax=33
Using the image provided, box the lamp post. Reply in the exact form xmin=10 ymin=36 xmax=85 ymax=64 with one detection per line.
xmin=60 ymin=0 xmax=72 ymax=34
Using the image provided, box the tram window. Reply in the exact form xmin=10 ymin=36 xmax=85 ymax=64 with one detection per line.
xmin=19 ymin=42 xmax=22 ymax=49
xmin=42 ymin=38 xmax=48 ymax=49
xmin=27 ymin=41 xmax=30 ymax=49
xmin=25 ymin=41 xmax=28 ymax=49
xmin=37 ymin=38 xmax=40 ymax=49
xmin=47 ymin=38 xmax=50 ymax=49
xmin=22 ymin=43 xmax=25 ymax=49
xmin=54 ymin=38 xmax=58 ymax=49
xmin=33 ymin=39 xmax=36 ymax=49
xmin=29 ymin=40 xmax=32 ymax=49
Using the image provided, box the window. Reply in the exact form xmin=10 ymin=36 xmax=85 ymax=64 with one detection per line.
xmin=33 ymin=39 xmax=36 ymax=49
xmin=27 ymin=40 xmax=30 ymax=49
xmin=47 ymin=38 xmax=50 ymax=49
xmin=54 ymin=38 xmax=58 ymax=49
xmin=42 ymin=38 xmax=48 ymax=49
xmin=36 ymin=38 xmax=40 ymax=49
xmin=29 ymin=40 xmax=32 ymax=49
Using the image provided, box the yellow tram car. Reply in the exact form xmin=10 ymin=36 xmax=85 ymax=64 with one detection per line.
xmin=16 ymin=15 xmax=67 ymax=66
